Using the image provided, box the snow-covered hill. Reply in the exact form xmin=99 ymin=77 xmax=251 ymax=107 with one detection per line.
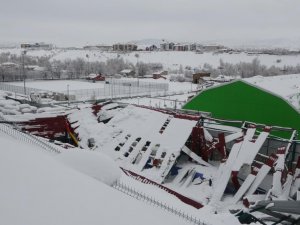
xmin=1 ymin=48 xmax=299 ymax=70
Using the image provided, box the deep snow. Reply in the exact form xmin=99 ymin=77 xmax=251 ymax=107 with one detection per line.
xmin=0 ymin=133 xmax=193 ymax=225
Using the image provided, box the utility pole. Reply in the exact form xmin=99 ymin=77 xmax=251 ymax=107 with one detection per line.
xmin=67 ymin=84 xmax=70 ymax=106
xmin=22 ymin=50 xmax=27 ymax=95
xmin=86 ymin=54 xmax=90 ymax=75
xmin=110 ymin=76 xmax=113 ymax=100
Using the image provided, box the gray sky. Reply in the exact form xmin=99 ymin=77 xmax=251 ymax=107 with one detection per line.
xmin=1 ymin=0 xmax=300 ymax=46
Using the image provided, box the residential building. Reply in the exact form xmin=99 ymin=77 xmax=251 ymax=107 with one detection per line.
xmin=192 ymin=72 xmax=211 ymax=84
xmin=120 ymin=69 xmax=135 ymax=77
xmin=21 ymin=42 xmax=53 ymax=49
xmin=153 ymin=71 xmax=168 ymax=79
xmin=160 ymin=42 xmax=175 ymax=51
xmin=113 ymin=43 xmax=137 ymax=52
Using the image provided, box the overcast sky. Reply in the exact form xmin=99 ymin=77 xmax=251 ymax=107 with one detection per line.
xmin=1 ymin=0 xmax=300 ymax=46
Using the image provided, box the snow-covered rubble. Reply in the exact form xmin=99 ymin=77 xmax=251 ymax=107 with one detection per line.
xmin=0 ymin=99 xmax=37 ymax=115
xmin=0 ymin=124 xmax=241 ymax=225
xmin=69 ymin=104 xmax=198 ymax=183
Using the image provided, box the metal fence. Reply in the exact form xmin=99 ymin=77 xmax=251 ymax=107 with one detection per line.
xmin=0 ymin=82 xmax=49 ymax=95
xmin=64 ymin=80 xmax=169 ymax=100
xmin=0 ymin=79 xmax=169 ymax=101
xmin=113 ymin=181 xmax=210 ymax=225
xmin=0 ymin=117 xmax=61 ymax=155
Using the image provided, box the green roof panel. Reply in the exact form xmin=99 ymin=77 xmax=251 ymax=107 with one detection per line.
xmin=183 ymin=80 xmax=300 ymax=138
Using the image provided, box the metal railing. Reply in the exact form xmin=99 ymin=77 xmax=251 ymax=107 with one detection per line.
xmin=0 ymin=80 xmax=169 ymax=101
xmin=0 ymin=117 xmax=61 ymax=155
xmin=113 ymin=181 xmax=210 ymax=225
xmin=0 ymin=82 xmax=51 ymax=96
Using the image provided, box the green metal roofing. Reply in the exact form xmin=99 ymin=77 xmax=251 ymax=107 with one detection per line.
xmin=183 ymin=80 xmax=300 ymax=138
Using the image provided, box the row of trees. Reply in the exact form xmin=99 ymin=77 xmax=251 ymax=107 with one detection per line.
xmin=0 ymin=52 xmax=163 ymax=81
xmin=1 ymin=52 xmax=300 ymax=82
xmin=209 ymin=58 xmax=300 ymax=78
xmin=170 ymin=58 xmax=300 ymax=82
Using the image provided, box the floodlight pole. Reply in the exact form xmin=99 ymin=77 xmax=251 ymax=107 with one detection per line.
xmin=67 ymin=84 xmax=70 ymax=105
xmin=22 ymin=50 xmax=27 ymax=95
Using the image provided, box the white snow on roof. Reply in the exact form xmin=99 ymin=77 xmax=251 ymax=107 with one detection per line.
xmin=25 ymin=65 xmax=46 ymax=71
xmin=0 ymin=62 xmax=19 ymax=67
xmin=120 ymin=69 xmax=133 ymax=73
xmin=86 ymin=73 xmax=97 ymax=78
xmin=69 ymin=104 xmax=197 ymax=182
xmin=245 ymin=74 xmax=300 ymax=109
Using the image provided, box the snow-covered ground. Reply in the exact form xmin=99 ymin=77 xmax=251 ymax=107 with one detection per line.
xmin=0 ymin=133 xmax=193 ymax=225
xmin=118 ymin=96 xmax=186 ymax=109
xmin=4 ymin=77 xmax=199 ymax=104
xmin=1 ymin=48 xmax=300 ymax=70
xmin=5 ymin=73 xmax=300 ymax=112
xmin=8 ymin=78 xmax=197 ymax=93
xmin=8 ymin=80 xmax=105 ymax=92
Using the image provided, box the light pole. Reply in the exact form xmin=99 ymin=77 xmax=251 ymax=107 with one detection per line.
xmin=67 ymin=84 xmax=70 ymax=105
xmin=135 ymin=53 xmax=140 ymax=89
xmin=86 ymin=54 xmax=90 ymax=75
xmin=110 ymin=76 xmax=113 ymax=100
xmin=22 ymin=50 xmax=27 ymax=95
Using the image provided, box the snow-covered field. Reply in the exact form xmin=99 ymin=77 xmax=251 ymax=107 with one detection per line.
xmin=1 ymin=48 xmax=300 ymax=69
xmin=8 ymin=80 xmax=105 ymax=92
xmin=4 ymin=73 xmax=300 ymax=111
xmin=4 ymin=77 xmax=199 ymax=104
xmin=7 ymin=78 xmax=197 ymax=92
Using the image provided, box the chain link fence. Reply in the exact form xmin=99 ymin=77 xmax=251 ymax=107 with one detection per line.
xmin=0 ymin=82 xmax=50 ymax=95
xmin=0 ymin=80 xmax=169 ymax=101
xmin=0 ymin=119 xmax=61 ymax=154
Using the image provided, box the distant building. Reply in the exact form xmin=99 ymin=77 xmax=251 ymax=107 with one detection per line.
xmin=86 ymin=73 xmax=105 ymax=81
xmin=25 ymin=65 xmax=46 ymax=71
xmin=83 ymin=46 xmax=98 ymax=50
xmin=201 ymin=44 xmax=224 ymax=52
xmin=0 ymin=62 xmax=19 ymax=69
xmin=145 ymin=45 xmax=158 ymax=51
xmin=21 ymin=42 xmax=53 ymax=49
xmin=173 ymin=43 xmax=190 ymax=51
xmin=113 ymin=43 xmax=137 ymax=52
xmin=97 ymin=45 xmax=113 ymax=51
xmin=160 ymin=42 xmax=175 ymax=51
xmin=153 ymin=71 xmax=168 ymax=79
xmin=83 ymin=45 xmax=112 ymax=51
xmin=192 ymin=72 xmax=211 ymax=84
xmin=189 ymin=43 xmax=197 ymax=51
xmin=119 ymin=69 xmax=135 ymax=77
